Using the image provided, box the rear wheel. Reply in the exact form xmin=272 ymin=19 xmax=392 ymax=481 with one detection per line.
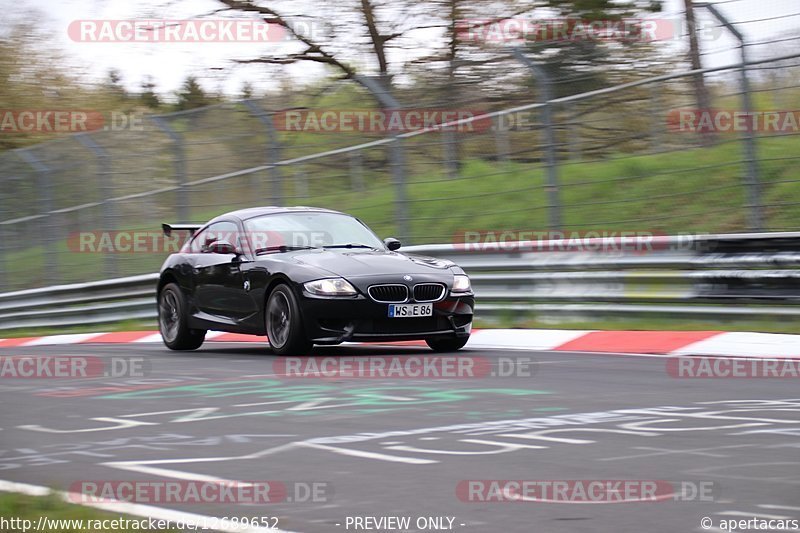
xmin=426 ymin=336 xmax=470 ymax=352
xmin=158 ymin=283 xmax=206 ymax=350
xmin=266 ymin=284 xmax=312 ymax=355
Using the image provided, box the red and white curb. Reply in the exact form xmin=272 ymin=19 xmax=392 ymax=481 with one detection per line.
xmin=1 ymin=329 xmax=799 ymax=358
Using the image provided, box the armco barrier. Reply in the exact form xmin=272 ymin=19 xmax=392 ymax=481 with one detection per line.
xmin=0 ymin=232 xmax=799 ymax=331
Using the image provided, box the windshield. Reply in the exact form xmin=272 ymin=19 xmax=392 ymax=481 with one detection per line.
xmin=243 ymin=211 xmax=384 ymax=252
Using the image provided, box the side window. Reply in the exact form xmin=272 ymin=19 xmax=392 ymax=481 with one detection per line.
xmin=188 ymin=228 xmax=209 ymax=253
xmin=243 ymin=219 xmax=268 ymax=252
xmin=189 ymin=221 xmax=240 ymax=253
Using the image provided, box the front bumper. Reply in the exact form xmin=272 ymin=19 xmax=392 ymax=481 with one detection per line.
xmin=299 ymin=292 xmax=474 ymax=344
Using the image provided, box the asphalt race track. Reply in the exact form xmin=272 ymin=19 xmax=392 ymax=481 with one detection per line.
xmin=0 ymin=342 xmax=798 ymax=533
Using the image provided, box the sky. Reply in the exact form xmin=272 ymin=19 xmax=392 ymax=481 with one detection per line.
xmin=4 ymin=0 xmax=800 ymax=99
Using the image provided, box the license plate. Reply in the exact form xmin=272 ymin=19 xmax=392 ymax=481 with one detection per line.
xmin=388 ymin=303 xmax=433 ymax=318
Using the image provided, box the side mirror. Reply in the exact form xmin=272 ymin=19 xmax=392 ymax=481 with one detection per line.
xmin=207 ymin=240 xmax=238 ymax=255
xmin=384 ymin=237 xmax=402 ymax=251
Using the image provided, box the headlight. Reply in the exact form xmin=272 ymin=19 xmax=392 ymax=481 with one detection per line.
xmin=304 ymin=278 xmax=357 ymax=296
xmin=452 ymin=274 xmax=471 ymax=292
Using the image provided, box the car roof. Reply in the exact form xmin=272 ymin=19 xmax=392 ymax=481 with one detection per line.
xmin=207 ymin=206 xmax=345 ymax=224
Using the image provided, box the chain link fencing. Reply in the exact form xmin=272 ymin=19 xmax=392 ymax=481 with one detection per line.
xmin=1 ymin=50 xmax=800 ymax=292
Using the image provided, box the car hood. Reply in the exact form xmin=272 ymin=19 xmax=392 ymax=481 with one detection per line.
xmin=282 ymin=249 xmax=455 ymax=278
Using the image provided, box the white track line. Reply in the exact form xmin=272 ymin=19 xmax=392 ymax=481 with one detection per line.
xmin=23 ymin=333 xmax=106 ymax=346
xmin=296 ymin=441 xmax=436 ymax=464
xmin=131 ymin=333 xmax=164 ymax=343
xmin=718 ymin=510 xmax=795 ymax=519
xmin=0 ymin=479 xmax=298 ymax=533
xmin=466 ymin=329 xmax=592 ymax=350
xmin=758 ymin=504 xmax=800 ymax=512
xmin=674 ymin=332 xmax=800 ymax=358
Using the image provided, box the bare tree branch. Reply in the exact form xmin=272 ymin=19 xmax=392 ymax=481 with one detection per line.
xmin=218 ymin=0 xmax=358 ymax=78
xmin=359 ymin=0 xmax=389 ymax=76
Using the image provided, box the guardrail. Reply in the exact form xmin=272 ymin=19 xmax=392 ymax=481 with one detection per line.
xmin=1 ymin=231 xmax=799 ymax=331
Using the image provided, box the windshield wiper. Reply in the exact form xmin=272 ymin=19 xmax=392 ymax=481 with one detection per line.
xmin=255 ymin=245 xmax=317 ymax=255
xmin=323 ymin=243 xmax=379 ymax=250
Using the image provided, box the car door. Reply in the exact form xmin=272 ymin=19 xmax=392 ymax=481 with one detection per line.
xmin=192 ymin=220 xmax=257 ymax=323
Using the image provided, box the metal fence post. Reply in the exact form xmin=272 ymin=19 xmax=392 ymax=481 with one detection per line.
xmin=18 ymin=150 xmax=58 ymax=282
xmin=389 ymin=132 xmax=410 ymax=242
xmin=0 ymin=188 xmax=7 ymax=289
xmin=294 ymin=168 xmax=308 ymax=199
xmin=151 ymin=117 xmax=190 ymax=222
xmin=349 ymin=151 xmax=365 ymax=192
xmin=353 ymin=75 xmax=410 ymax=242
xmin=443 ymin=129 xmax=459 ymax=179
xmin=564 ymin=103 xmax=582 ymax=161
xmin=493 ymin=116 xmax=511 ymax=162
xmin=243 ymin=100 xmax=284 ymax=206
xmin=513 ymin=47 xmax=562 ymax=231
xmin=77 ymin=134 xmax=117 ymax=279
xmin=700 ymin=3 xmax=763 ymax=231
xmin=649 ymin=84 xmax=664 ymax=153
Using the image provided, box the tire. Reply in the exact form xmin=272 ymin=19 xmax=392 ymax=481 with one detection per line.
xmin=158 ymin=283 xmax=206 ymax=350
xmin=426 ymin=336 xmax=470 ymax=352
xmin=266 ymin=284 xmax=312 ymax=355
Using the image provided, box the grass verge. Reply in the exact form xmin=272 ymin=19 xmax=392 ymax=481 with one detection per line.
xmin=0 ymin=492 xmax=179 ymax=533
xmin=0 ymin=320 xmax=156 ymax=340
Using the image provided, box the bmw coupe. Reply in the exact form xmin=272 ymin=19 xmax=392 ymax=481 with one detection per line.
xmin=157 ymin=206 xmax=474 ymax=354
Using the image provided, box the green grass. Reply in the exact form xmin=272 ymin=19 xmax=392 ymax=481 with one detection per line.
xmin=0 ymin=320 xmax=156 ymax=339
xmin=0 ymin=493 xmax=178 ymax=533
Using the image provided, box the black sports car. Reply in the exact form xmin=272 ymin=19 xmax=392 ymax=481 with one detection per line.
xmin=157 ymin=206 xmax=474 ymax=354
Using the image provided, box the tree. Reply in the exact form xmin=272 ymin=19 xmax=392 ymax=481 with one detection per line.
xmin=105 ymin=68 xmax=127 ymax=99
xmin=241 ymin=81 xmax=255 ymax=99
xmin=0 ymin=20 xmax=96 ymax=149
xmin=208 ymin=0 xmax=674 ymax=166
xmin=140 ymin=76 xmax=161 ymax=109
xmin=175 ymin=76 xmax=212 ymax=111
xmin=214 ymin=0 xmax=666 ymax=98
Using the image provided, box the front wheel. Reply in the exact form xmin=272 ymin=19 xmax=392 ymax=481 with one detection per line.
xmin=426 ymin=336 xmax=469 ymax=352
xmin=158 ymin=283 xmax=206 ymax=350
xmin=266 ymin=284 xmax=312 ymax=355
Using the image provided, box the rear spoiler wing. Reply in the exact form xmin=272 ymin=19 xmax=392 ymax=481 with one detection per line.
xmin=162 ymin=223 xmax=202 ymax=236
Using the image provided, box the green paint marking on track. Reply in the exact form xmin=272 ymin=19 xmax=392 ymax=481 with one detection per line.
xmin=99 ymin=380 xmax=552 ymax=417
